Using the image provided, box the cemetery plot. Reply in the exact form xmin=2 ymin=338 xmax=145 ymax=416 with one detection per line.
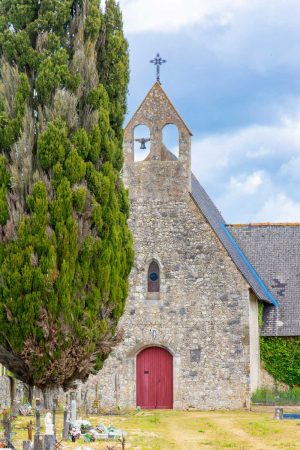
xmin=1 ymin=407 xmax=300 ymax=449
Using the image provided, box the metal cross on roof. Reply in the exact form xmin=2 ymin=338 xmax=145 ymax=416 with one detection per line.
xmin=150 ymin=53 xmax=166 ymax=83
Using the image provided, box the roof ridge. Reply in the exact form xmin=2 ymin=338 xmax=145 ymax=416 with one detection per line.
xmin=229 ymin=223 xmax=300 ymax=227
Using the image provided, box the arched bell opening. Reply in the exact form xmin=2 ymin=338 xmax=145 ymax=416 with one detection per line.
xmin=134 ymin=124 xmax=151 ymax=161
xmin=162 ymin=123 xmax=179 ymax=159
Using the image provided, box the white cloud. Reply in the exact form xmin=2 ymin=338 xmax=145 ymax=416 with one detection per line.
xmin=190 ymin=114 xmax=300 ymax=222
xmin=119 ymin=0 xmax=245 ymax=34
xmin=229 ymin=171 xmax=264 ymax=195
xmin=121 ymin=0 xmax=300 ymax=81
xmin=192 ymin=114 xmax=300 ymax=186
xmin=216 ymin=175 xmax=300 ymax=223
xmin=246 ymin=146 xmax=274 ymax=159
xmin=280 ymin=156 xmax=300 ymax=181
xmin=253 ymin=193 xmax=300 ymax=223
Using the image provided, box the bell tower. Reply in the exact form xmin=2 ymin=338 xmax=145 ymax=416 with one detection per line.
xmin=123 ymin=82 xmax=192 ymax=194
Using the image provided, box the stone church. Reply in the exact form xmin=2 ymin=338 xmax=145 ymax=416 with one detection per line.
xmin=0 ymin=81 xmax=299 ymax=410
xmin=90 ymin=81 xmax=300 ymax=410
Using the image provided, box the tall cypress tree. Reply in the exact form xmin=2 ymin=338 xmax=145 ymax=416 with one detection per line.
xmin=0 ymin=0 xmax=134 ymax=392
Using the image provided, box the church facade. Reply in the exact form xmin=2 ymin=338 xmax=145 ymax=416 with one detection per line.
xmin=93 ymin=82 xmax=282 ymax=410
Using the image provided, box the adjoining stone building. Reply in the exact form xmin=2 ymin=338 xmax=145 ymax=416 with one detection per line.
xmin=86 ymin=81 xmax=300 ymax=410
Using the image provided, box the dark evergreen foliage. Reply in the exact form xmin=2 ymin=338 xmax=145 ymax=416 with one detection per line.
xmin=0 ymin=0 xmax=134 ymax=391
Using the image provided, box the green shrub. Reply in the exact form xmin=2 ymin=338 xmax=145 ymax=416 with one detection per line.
xmin=260 ymin=336 xmax=300 ymax=387
xmin=73 ymin=187 xmax=87 ymax=213
xmin=251 ymin=387 xmax=300 ymax=405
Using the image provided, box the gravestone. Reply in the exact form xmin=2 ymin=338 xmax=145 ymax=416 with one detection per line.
xmin=274 ymin=407 xmax=283 ymax=419
xmin=44 ymin=435 xmax=55 ymax=450
xmin=62 ymin=408 xmax=69 ymax=440
xmin=70 ymin=392 xmax=76 ymax=422
xmin=52 ymin=399 xmax=57 ymax=431
xmin=27 ymin=420 xmax=33 ymax=441
xmin=65 ymin=394 xmax=70 ymax=422
xmin=33 ymin=434 xmax=44 ymax=450
xmin=11 ymin=399 xmax=19 ymax=417
xmin=44 ymin=413 xmax=54 ymax=435
xmin=2 ymin=411 xmax=13 ymax=448
xmin=33 ymin=398 xmax=43 ymax=450
xmin=92 ymin=384 xmax=100 ymax=413
xmin=35 ymin=399 xmax=41 ymax=435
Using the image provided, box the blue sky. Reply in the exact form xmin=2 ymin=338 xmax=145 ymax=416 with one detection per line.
xmin=119 ymin=0 xmax=300 ymax=223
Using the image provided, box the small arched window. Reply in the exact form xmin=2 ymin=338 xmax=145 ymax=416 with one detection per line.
xmin=148 ymin=261 xmax=160 ymax=292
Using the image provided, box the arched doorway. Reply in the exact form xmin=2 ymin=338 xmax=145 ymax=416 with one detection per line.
xmin=136 ymin=347 xmax=173 ymax=409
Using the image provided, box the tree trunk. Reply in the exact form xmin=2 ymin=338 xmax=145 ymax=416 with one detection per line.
xmin=24 ymin=384 xmax=34 ymax=405
xmin=9 ymin=376 xmax=16 ymax=409
xmin=42 ymin=388 xmax=49 ymax=409
xmin=42 ymin=387 xmax=55 ymax=409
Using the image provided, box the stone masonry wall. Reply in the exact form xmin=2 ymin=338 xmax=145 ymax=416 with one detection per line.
xmin=90 ymin=159 xmax=253 ymax=410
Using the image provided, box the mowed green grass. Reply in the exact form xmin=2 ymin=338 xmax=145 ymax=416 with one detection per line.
xmin=4 ymin=407 xmax=300 ymax=449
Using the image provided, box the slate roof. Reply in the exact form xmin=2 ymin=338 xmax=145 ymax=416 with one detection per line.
xmin=228 ymin=224 xmax=300 ymax=336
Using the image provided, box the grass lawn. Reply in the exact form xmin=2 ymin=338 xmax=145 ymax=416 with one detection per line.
xmin=3 ymin=406 xmax=300 ymax=450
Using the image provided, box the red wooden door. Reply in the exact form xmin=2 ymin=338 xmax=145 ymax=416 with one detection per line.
xmin=136 ymin=347 xmax=173 ymax=409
